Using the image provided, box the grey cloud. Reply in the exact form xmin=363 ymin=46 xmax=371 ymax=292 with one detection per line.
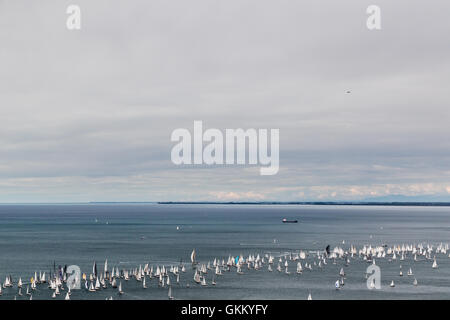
xmin=0 ymin=0 xmax=449 ymax=201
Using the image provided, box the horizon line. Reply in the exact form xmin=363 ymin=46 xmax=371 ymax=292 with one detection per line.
xmin=0 ymin=201 xmax=449 ymax=206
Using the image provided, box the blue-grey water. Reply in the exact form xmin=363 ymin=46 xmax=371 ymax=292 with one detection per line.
xmin=0 ymin=204 xmax=449 ymax=300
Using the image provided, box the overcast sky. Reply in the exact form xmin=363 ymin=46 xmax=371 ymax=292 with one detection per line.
xmin=1 ymin=0 xmax=449 ymax=202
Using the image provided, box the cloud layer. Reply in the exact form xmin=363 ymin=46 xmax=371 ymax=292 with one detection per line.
xmin=1 ymin=1 xmax=449 ymax=202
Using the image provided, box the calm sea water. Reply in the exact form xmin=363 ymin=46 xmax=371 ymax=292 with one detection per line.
xmin=0 ymin=203 xmax=449 ymax=300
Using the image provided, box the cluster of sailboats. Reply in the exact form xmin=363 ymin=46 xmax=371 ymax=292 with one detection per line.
xmin=0 ymin=242 xmax=447 ymax=300
xmin=0 ymin=259 xmax=187 ymax=300
xmin=332 ymin=242 xmax=447 ymax=291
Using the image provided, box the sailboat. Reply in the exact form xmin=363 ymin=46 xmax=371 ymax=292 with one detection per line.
xmin=236 ymin=265 xmax=244 ymax=275
xmin=104 ymin=259 xmax=108 ymax=275
xmin=142 ymin=277 xmax=147 ymax=289
xmin=118 ymin=281 xmax=123 ymax=295
xmin=432 ymin=258 xmax=438 ymax=269
xmin=88 ymin=282 xmax=95 ymax=292
xmin=407 ymin=268 xmax=413 ymax=276
xmin=285 ymin=266 xmax=290 ymax=274
xmin=201 ymin=277 xmax=207 ymax=286
xmin=65 ymin=292 xmax=70 ymax=300
xmin=95 ymin=277 xmax=101 ymax=290
xmin=307 ymin=293 xmax=312 ymax=300
xmin=212 ymin=276 xmax=216 ymax=285
xmin=194 ymin=271 xmax=201 ymax=284
xmin=93 ymin=261 xmax=98 ymax=279
xmin=335 ymin=280 xmax=340 ymax=290
xmin=276 ymin=263 xmax=282 ymax=272
xmin=52 ymin=291 xmax=56 ymax=299
xmin=191 ymin=249 xmax=196 ymax=265
xmin=413 ymin=278 xmax=418 ymax=286
xmin=390 ymin=280 xmax=395 ymax=287
xmin=18 ymin=288 xmax=22 ymax=296
xmin=3 ymin=276 xmax=11 ymax=288
xmin=18 ymin=277 xmax=22 ymax=288
xmin=215 ymin=265 xmax=222 ymax=276
xmin=168 ymin=286 xmax=174 ymax=300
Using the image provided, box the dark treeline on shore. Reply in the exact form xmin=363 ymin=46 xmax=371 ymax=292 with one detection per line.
xmin=157 ymin=201 xmax=450 ymax=206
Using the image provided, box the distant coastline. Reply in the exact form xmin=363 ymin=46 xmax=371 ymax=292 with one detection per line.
xmin=0 ymin=201 xmax=449 ymax=206
xmin=157 ymin=201 xmax=450 ymax=206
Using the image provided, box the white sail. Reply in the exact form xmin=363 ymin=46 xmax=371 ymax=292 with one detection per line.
xmin=215 ymin=265 xmax=221 ymax=275
xmin=104 ymin=259 xmax=108 ymax=273
xmin=194 ymin=271 xmax=201 ymax=283
xmin=335 ymin=280 xmax=340 ymax=289
xmin=432 ymin=258 xmax=438 ymax=269
xmin=191 ymin=249 xmax=196 ymax=264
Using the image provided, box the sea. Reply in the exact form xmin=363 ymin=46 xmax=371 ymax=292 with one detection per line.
xmin=0 ymin=203 xmax=449 ymax=300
